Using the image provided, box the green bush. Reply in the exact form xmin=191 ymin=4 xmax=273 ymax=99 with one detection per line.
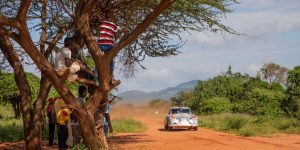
xmin=202 ymin=97 xmax=232 ymax=114
xmin=284 ymin=66 xmax=300 ymax=118
xmin=187 ymin=72 xmax=288 ymax=117
xmin=238 ymin=125 xmax=257 ymax=136
xmin=224 ymin=116 xmax=247 ymax=130
xmin=239 ymin=88 xmax=286 ymax=116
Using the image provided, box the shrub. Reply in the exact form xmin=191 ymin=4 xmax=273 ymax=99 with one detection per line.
xmin=202 ymin=97 xmax=232 ymax=114
xmin=224 ymin=116 xmax=247 ymax=130
xmin=238 ymin=125 xmax=257 ymax=136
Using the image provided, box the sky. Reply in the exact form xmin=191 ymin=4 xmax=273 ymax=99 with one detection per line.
xmin=115 ymin=0 xmax=300 ymax=93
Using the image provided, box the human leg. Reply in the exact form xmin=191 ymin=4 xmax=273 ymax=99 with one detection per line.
xmin=75 ymin=76 xmax=97 ymax=86
xmin=48 ymin=123 xmax=55 ymax=145
xmin=73 ymin=60 xmax=96 ymax=77
xmin=57 ymin=125 xmax=63 ymax=149
xmin=61 ymin=125 xmax=69 ymax=149
xmin=57 ymin=124 xmax=68 ymax=150
xmin=104 ymin=125 xmax=109 ymax=138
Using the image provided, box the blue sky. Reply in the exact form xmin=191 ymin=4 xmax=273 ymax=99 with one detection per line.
xmin=115 ymin=0 xmax=300 ymax=93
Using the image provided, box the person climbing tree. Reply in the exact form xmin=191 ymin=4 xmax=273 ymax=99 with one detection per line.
xmin=55 ymin=37 xmax=97 ymax=86
xmin=98 ymin=10 xmax=122 ymax=85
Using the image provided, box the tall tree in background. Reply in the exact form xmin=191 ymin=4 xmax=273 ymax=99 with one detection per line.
xmin=283 ymin=66 xmax=300 ymax=118
xmin=0 ymin=0 xmax=238 ymax=149
xmin=225 ymin=65 xmax=233 ymax=76
xmin=258 ymin=62 xmax=289 ymax=84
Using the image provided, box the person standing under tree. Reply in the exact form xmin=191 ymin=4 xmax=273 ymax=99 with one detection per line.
xmin=47 ymin=97 xmax=57 ymax=146
xmin=103 ymin=99 xmax=113 ymax=138
xmin=54 ymin=97 xmax=72 ymax=150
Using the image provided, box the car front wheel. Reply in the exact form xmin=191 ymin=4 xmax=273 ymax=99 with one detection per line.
xmin=167 ymin=122 xmax=172 ymax=131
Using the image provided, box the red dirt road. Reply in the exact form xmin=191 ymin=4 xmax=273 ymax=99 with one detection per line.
xmin=1 ymin=106 xmax=299 ymax=150
xmin=109 ymin=107 xmax=300 ymax=150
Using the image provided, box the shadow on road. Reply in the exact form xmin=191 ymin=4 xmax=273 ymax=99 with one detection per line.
xmin=0 ymin=141 xmax=57 ymax=150
xmin=158 ymin=128 xmax=194 ymax=132
xmin=109 ymin=134 xmax=155 ymax=145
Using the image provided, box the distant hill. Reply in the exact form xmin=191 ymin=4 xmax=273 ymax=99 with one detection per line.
xmin=117 ymin=80 xmax=199 ymax=103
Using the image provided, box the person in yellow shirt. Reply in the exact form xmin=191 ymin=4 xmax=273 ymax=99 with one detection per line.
xmin=54 ymin=98 xmax=72 ymax=150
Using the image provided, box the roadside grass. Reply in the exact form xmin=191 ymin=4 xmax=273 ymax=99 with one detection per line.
xmin=0 ymin=118 xmax=51 ymax=143
xmin=0 ymin=119 xmax=24 ymax=142
xmin=0 ymin=117 xmax=145 ymax=143
xmin=112 ymin=118 xmax=147 ymax=133
xmin=0 ymin=104 xmax=15 ymax=119
xmin=199 ymin=113 xmax=300 ymax=137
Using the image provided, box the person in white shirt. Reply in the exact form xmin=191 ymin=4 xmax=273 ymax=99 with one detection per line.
xmin=55 ymin=37 xmax=96 ymax=86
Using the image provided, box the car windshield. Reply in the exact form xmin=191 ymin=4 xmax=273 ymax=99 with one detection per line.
xmin=170 ymin=108 xmax=191 ymax=114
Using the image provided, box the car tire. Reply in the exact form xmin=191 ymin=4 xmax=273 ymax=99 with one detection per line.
xmin=167 ymin=123 xmax=172 ymax=131
xmin=164 ymin=124 xmax=168 ymax=130
xmin=194 ymin=127 xmax=198 ymax=131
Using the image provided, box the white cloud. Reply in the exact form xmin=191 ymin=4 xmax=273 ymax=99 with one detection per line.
xmin=141 ymin=68 xmax=170 ymax=78
xmin=247 ymin=64 xmax=260 ymax=76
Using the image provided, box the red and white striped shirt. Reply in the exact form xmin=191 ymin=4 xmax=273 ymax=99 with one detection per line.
xmin=98 ymin=21 xmax=117 ymax=45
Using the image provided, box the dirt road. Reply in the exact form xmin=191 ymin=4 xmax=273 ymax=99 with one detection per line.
xmin=109 ymin=107 xmax=300 ymax=150
xmin=1 ymin=106 xmax=299 ymax=150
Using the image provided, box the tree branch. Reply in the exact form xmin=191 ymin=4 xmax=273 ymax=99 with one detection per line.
xmin=0 ymin=27 xmax=21 ymax=44
xmin=106 ymin=0 xmax=176 ymax=61
xmin=17 ymin=0 xmax=32 ymax=22
xmin=45 ymin=26 xmax=66 ymax=57
xmin=0 ymin=14 xmax=20 ymax=28
xmin=40 ymin=0 xmax=48 ymax=54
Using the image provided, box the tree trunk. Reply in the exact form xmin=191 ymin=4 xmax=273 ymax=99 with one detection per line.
xmin=26 ymin=76 xmax=51 ymax=149
xmin=0 ymin=35 xmax=34 ymax=149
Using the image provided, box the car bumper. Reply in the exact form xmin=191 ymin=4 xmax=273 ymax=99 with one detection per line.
xmin=169 ymin=124 xmax=198 ymax=129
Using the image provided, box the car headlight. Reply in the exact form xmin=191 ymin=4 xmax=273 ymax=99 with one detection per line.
xmin=188 ymin=118 xmax=198 ymax=124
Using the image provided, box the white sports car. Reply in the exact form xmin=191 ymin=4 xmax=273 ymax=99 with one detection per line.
xmin=164 ymin=106 xmax=198 ymax=131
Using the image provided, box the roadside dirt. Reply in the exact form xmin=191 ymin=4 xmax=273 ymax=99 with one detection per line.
xmin=0 ymin=105 xmax=299 ymax=150
xmin=109 ymin=105 xmax=300 ymax=150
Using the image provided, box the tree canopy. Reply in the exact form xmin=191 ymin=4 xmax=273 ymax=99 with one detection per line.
xmin=283 ymin=66 xmax=300 ymax=118
xmin=185 ymin=71 xmax=287 ymax=117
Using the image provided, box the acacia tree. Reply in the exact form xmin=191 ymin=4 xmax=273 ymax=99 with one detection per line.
xmin=258 ymin=62 xmax=289 ymax=84
xmin=0 ymin=0 xmax=237 ymax=149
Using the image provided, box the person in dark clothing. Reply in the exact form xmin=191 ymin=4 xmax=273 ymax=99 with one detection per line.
xmin=47 ymin=97 xmax=57 ymax=146
xmin=57 ymin=124 xmax=68 ymax=150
